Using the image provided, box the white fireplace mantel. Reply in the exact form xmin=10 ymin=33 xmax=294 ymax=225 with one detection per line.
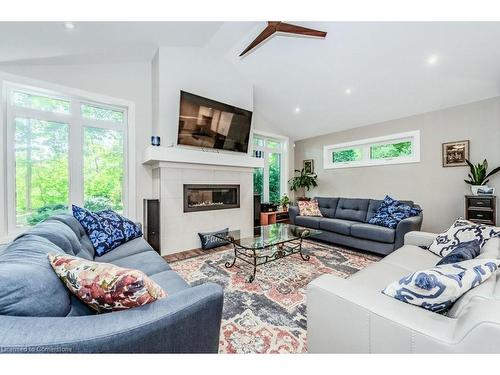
xmin=142 ymin=146 xmax=264 ymax=169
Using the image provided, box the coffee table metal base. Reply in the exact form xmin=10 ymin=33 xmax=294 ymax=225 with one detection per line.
xmin=224 ymin=238 xmax=310 ymax=283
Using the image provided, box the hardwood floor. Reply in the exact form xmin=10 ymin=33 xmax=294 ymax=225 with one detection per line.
xmin=163 ymin=244 xmax=231 ymax=263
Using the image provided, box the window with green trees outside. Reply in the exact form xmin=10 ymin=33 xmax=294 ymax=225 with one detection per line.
xmin=332 ymin=148 xmax=362 ymax=163
xmin=252 ymin=136 xmax=283 ymax=204
xmin=9 ymin=85 xmax=128 ymax=229
xmin=370 ymin=140 xmax=412 ymax=160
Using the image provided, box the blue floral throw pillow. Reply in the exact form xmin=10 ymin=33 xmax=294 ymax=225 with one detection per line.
xmin=382 ymin=258 xmax=500 ymax=313
xmin=368 ymin=195 xmax=422 ymax=229
xmin=72 ymin=205 xmax=143 ymax=257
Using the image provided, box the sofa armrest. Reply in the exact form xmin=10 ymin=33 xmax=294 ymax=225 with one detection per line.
xmin=394 ymin=213 xmax=423 ymax=249
xmin=404 ymin=231 xmax=437 ymax=248
xmin=307 ymin=274 xmax=456 ymax=353
xmin=0 ymin=282 xmax=223 ymax=353
xmin=288 ymin=205 xmax=300 ymax=224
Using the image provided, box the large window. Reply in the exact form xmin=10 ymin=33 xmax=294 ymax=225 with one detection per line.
xmin=6 ymin=84 xmax=129 ymax=230
xmin=324 ymin=131 xmax=420 ymax=169
xmin=252 ymin=134 xmax=285 ymax=203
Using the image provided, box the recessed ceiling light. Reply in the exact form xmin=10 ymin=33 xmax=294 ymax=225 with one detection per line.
xmin=344 ymin=88 xmax=352 ymax=95
xmin=64 ymin=22 xmax=75 ymax=30
xmin=294 ymin=107 xmax=301 ymax=113
xmin=426 ymin=54 xmax=439 ymax=66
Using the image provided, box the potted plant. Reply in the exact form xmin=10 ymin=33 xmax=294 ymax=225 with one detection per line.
xmin=289 ymin=168 xmax=318 ymax=201
xmin=279 ymin=194 xmax=291 ymax=211
xmin=465 ymin=159 xmax=500 ymax=195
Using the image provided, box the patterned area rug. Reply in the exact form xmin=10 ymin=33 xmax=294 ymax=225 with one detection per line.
xmin=170 ymin=240 xmax=380 ymax=353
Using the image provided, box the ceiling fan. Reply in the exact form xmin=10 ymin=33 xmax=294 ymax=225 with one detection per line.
xmin=239 ymin=21 xmax=327 ymax=57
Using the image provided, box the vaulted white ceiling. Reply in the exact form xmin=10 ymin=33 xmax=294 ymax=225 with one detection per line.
xmin=1 ymin=21 xmax=500 ymax=140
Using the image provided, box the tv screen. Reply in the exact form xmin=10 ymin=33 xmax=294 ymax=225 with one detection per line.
xmin=177 ymin=91 xmax=252 ymax=153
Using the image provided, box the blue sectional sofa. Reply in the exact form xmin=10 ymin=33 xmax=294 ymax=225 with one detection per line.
xmin=289 ymin=197 xmax=423 ymax=255
xmin=0 ymin=213 xmax=223 ymax=353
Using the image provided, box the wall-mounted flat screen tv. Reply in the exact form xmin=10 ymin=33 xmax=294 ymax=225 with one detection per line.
xmin=177 ymin=91 xmax=253 ymax=153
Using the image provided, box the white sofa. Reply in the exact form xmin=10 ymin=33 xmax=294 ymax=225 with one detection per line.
xmin=307 ymin=231 xmax=500 ymax=353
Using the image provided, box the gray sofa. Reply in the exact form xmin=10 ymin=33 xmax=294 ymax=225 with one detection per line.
xmin=0 ymin=213 xmax=223 ymax=353
xmin=289 ymin=197 xmax=423 ymax=255
xmin=307 ymin=232 xmax=500 ymax=353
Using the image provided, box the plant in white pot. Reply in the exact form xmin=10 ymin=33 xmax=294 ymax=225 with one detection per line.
xmin=464 ymin=159 xmax=500 ymax=195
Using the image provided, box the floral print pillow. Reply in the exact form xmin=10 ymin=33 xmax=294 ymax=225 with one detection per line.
xmin=298 ymin=200 xmax=323 ymax=217
xmin=48 ymin=254 xmax=166 ymax=313
xmin=368 ymin=195 xmax=421 ymax=229
xmin=72 ymin=205 xmax=143 ymax=256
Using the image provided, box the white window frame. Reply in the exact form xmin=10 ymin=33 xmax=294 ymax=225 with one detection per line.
xmin=0 ymin=73 xmax=136 ymax=238
xmin=252 ymin=130 xmax=289 ymax=203
xmin=323 ymin=130 xmax=420 ymax=169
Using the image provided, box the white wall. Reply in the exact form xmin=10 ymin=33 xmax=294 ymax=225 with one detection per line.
xmin=0 ymin=62 xmax=153 ymax=225
xmin=153 ymin=47 xmax=254 ymax=147
xmin=294 ymin=96 xmax=500 ymax=232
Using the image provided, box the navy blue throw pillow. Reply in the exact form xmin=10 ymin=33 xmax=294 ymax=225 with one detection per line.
xmin=436 ymin=240 xmax=481 ymax=266
xmin=72 ymin=205 xmax=143 ymax=257
xmin=198 ymin=228 xmax=229 ymax=250
xmin=368 ymin=195 xmax=422 ymax=229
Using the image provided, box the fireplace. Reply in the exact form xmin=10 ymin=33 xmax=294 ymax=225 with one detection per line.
xmin=183 ymin=184 xmax=240 ymax=212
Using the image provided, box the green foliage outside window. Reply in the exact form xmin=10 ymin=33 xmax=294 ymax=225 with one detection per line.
xmin=13 ymin=91 xmax=70 ymax=114
xmin=370 ymin=141 xmax=412 ymax=159
xmin=269 ymin=153 xmax=281 ymax=203
xmin=81 ymin=103 xmax=124 ymax=123
xmin=84 ymin=127 xmax=124 ymax=213
xmin=15 ymin=118 xmax=69 ymax=226
xmin=332 ymin=148 xmax=362 ymax=163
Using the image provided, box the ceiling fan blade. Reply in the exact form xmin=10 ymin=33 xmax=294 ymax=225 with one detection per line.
xmin=275 ymin=22 xmax=327 ymax=38
xmin=239 ymin=25 xmax=277 ymax=56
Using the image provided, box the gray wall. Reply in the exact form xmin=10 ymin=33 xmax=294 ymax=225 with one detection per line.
xmin=294 ymin=96 xmax=500 ymax=232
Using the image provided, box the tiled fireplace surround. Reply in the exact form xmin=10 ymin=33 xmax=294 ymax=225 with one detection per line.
xmin=146 ymin=146 xmax=263 ymax=255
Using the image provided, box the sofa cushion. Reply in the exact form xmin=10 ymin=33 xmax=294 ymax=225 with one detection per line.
xmin=382 ymin=258 xmax=500 ymax=313
xmin=350 ymin=223 xmax=395 ymax=244
xmin=315 ymin=197 xmax=339 ymax=218
xmin=366 ymin=200 xmax=383 ymax=222
xmin=16 ymin=219 xmax=82 ymax=256
xmin=150 ymin=270 xmax=190 ymax=296
xmin=334 ymin=198 xmax=370 ymax=222
xmin=295 ymin=216 xmax=322 ymax=229
xmin=368 ymin=195 xmax=422 ymax=229
xmin=72 ymin=205 xmax=143 ymax=257
xmin=49 ymin=254 xmax=166 ymax=313
xmin=0 ymin=235 xmax=71 ymax=317
xmin=382 ymin=244 xmax=439 ymax=271
xmin=50 ymin=213 xmax=95 ymax=259
xmin=429 ymin=218 xmax=500 ymax=257
xmin=436 ymin=240 xmax=481 ymax=266
xmin=97 ymin=237 xmax=155 ymax=263
xmin=298 ymin=200 xmax=323 ymax=217
xmin=319 ymin=218 xmax=357 ymax=235
xmin=111 ymin=250 xmax=171 ymax=275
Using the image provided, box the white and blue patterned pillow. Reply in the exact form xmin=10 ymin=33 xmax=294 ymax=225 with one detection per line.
xmin=72 ymin=205 xmax=143 ymax=257
xmin=368 ymin=195 xmax=422 ymax=229
xmin=429 ymin=219 xmax=500 ymax=258
xmin=382 ymin=258 xmax=499 ymax=313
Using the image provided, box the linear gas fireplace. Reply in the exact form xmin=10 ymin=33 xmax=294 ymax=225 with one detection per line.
xmin=183 ymin=184 xmax=240 ymax=213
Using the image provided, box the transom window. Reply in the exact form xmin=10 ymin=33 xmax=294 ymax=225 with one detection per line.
xmin=6 ymin=84 xmax=128 ymax=230
xmin=324 ymin=131 xmax=420 ymax=169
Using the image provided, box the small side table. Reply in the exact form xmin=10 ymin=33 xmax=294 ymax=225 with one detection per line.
xmin=260 ymin=210 xmax=290 ymax=226
xmin=465 ymin=195 xmax=496 ymax=226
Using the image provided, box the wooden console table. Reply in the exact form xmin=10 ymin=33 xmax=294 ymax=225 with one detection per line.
xmin=260 ymin=210 xmax=290 ymax=226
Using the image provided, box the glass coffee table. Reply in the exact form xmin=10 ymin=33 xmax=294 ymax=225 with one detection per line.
xmin=215 ymin=223 xmax=321 ymax=282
